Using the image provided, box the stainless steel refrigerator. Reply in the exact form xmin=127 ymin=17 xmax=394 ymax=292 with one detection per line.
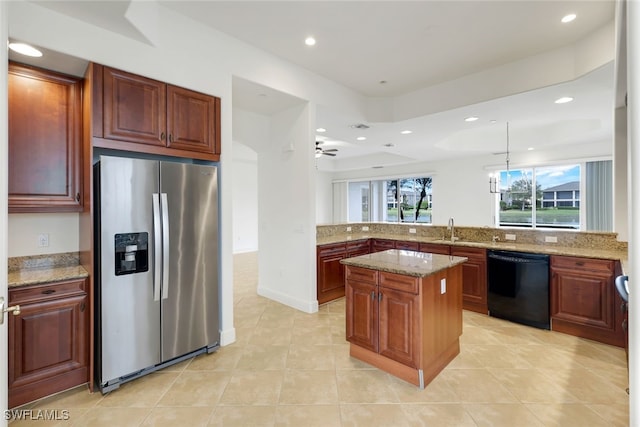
xmin=94 ymin=155 xmax=219 ymax=393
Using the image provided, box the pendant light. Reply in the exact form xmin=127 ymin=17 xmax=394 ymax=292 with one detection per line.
xmin=489 ymin=122 xmax=510 ymax=193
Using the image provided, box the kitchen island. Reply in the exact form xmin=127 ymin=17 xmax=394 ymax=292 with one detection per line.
xmin=341 ymin=249 xmax=467 ymax=388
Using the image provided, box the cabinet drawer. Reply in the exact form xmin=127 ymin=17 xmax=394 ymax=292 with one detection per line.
xmin=10 ymin=279 xmax=86 ymax=305
xmin=346 ymin=240 xmax=370 ymax=255
xmin=419 ymin=243 xmax=451 ymax=255
xmin=380 ymin=271 xmax=419 ymax=294
xmin=551 ymin=256 xmax=614 ymax=273
xmin=396 ymin=241 xmax=419 ymax=251
xmin=318 ymin=243 xmax=347 ymax=257
xmin=346 ymin=266 xmax=378 ymax=284
xmin=451 ymin=247 xmax=486 ymax=261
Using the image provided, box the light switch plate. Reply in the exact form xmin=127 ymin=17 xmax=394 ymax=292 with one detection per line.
xmin=38 ymin=233 xmax=49 ymax=247
xmin=505 ymin=234 xmax=516 ymax=241
xmin=440 ymin=278 xmax=446 ymax=294
xmin=545 ymin=236 xmax=558 ymax=243
xmin=346 ymin=226 xmax=352 ymax=232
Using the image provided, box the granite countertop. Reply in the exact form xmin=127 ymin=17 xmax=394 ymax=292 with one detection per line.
xmin=319 ymin=232 xmax=629 ymax=272
xmin=340 ymin=249 xmax=468 ymax=278
xmin=8 ymin=252 xmax=89 ymax=288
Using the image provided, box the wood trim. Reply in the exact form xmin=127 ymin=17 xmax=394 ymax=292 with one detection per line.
xmin=92 ymin=137 xmax=219 ymax=162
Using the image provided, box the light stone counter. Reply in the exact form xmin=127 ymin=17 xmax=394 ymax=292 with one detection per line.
xmin=340 ymin=249 xmax=468 ymax=278
xmin=319 ymin=232 xmax=629 ymax=273
xmin=8 ymin=252 xmax=89 ymax=288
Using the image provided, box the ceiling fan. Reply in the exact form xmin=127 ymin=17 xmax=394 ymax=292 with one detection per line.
xmin=315 ymin=141 xmax=338 ymax=158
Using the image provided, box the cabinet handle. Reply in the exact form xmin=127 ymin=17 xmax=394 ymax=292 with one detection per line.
xmin=76 ymin=193 xmax=80 ymax=202
xmin=169 ymin=134 xmax=173 ymax=143
xmin=42 ymin=289 xmax=56 ymax=295
xmin=623 ymin=318 xmax=628 ymax=332
xmin=80 ymin=302 xmax=86 ymax=312
xmin=371 ymin=291 xmax=375 ymax=301
xmin=160 ymin=132 xmax=165 ymax=141
xmin=378 ymin=292 xmax=383 ymax=302
xmin=575 ymin=261 xmax=585 ymax=266
xmin=621 ymin=302 xmax=628 ymax=313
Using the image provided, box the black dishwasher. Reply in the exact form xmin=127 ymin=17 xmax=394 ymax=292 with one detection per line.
xmin=487 ymin=250 xmax=550 ymax=330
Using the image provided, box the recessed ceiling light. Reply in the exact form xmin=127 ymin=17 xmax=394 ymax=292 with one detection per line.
xmin=379 ymin=80 xmax=387 ymax=85
xmin=528 ymin=147 xmax=535 ymax=151
xmin=305 ymin=37 xmax=316 ymax=46
xmin=464 ymin=116 xmax=479 ymax=122
xmin=400 ymin=130 xmax=412 ymax=135
xmin=8 ymin=42 xmax=43 ymax=57
xmin=490 ymin=120 xmax=497 ymax=124
xmin=316 ymin=128 xmax=326 ymax=133
xmin=561 ymin=14 xmax=576 ymax=23
xmin=357 ymin=137 xmax=366 ymax=141
xmin=555 ymin=97 xmax=574 ymax=104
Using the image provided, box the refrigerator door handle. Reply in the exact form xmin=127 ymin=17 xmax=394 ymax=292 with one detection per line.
xmin=152 ymin=193 xmax=162 ymax=302
xmin=161 ymin=193 xmax=170 ymax=300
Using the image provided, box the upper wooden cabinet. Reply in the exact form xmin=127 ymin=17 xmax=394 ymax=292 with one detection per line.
xmin=93 ymin=65 xmax=221 ymax=161
xmin=8 ymin=62 xmax=83 ymax=213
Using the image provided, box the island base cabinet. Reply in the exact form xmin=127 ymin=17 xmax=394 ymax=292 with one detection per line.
xmin=346 ymin=264 xmax=463 ymax=388
xmin=8 ymin=279 xmax=89 ymax=408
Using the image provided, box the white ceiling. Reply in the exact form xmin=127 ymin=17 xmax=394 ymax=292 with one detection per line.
xmin=13 ymin=0 xmax=617 ymax=172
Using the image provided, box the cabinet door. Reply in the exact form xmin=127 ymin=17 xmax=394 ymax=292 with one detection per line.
xmin=167 ymin=85 xmax=219 ymax=154
xmin=378 ymin=287 xmax=420 ymax=368
xmin=8 ymin=62 xmax=82 ymax=212
xmin=317 ymin=243 xmax=347 ymax=304
xmin=451 ymin=247 xmax=487 ymax=314
xmin=103 ymin=66 xmax=167 ymax=146
xmin=346 ymin=280 xmax=378 ymax=352
xmin=550 ymin=260 xmax=622 ymax=346
xmin=8 ymin=292 xmax=89 ymax=408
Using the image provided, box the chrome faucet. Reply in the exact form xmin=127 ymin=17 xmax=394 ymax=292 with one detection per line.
xmin=447 ymin=217 xmax=455 ymax=242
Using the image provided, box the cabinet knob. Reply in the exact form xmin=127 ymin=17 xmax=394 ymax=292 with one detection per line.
xmin=575 ymin=261 xmax=585 ymax=267
xmin=169 ymin=134 xmax=173 ymax=143
xmin=378 ymin=292 xmax=383 ymax=301
xmin=81 ymin=302 xmax=86 ymax=312
xmin=42 ymin=289 xmax=56 ymax=295
xmin=160 ymin=132 xmax=165 ymax=141
xmin=371 ymin=291 xmax=375 ymax=301
xmin=76 ymin=193 xmax=81 ymax=202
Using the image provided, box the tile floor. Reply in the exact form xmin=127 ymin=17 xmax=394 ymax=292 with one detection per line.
xmin=10 ymin=252 xmax=629 ymax=426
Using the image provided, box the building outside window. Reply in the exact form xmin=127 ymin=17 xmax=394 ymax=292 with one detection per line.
xmin=498 ymin=164 xmax=581 ymax=229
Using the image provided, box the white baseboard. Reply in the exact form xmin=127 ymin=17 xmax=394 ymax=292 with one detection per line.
xmin=219 ymin=327 xmax=236 ymax=346
xmin=257 ymin=285 xmax=319 ymax=314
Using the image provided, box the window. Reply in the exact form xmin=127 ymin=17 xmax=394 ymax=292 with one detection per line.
xmin=345 ymin=176 xmax=432 ymax=223
xmin=498 ymin=164 xmax=580 ymax=229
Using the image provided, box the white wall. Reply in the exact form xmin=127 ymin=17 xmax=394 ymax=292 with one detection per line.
xmin=7 ymin=214 xmax=79 ymax=257
xmin=315 ymin=170 xmax=333 ymax=225
xmin=256 ymin=103 xmax=318 ymax=313
xmin=329 ymin=140 xmax=613 ymax=228
xmin=231 ymin=142 xmax=258 ymax=253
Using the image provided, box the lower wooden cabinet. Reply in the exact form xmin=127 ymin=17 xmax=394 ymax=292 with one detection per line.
xmin=317 ymin=243 xmax=347 ymax=304
xmin=8 ymin=278 xmax=89 ymax=408
xmin=346 ymin=266 xmax=420 ymax=369
xmin=370 ymin=239 xmax=395 ymax=253
xmin=419 ymin=242 xmax=451 ymax=255
xmin=450 ymin=247 xmax=487 ymax=314
xmin=550 ymin=256 xmax=624 ymax=347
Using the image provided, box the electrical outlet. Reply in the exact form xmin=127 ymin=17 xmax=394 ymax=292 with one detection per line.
xmin=440 ymin=278 xmax=446 ymax=294
xmin=38 ymin=233 xmax=49 ymax=247
xmin=346 ymin=226 xmax=352 ymax=232
xmin=545 ymin=236 xmax=558 ymax=243
xmin=361 ymin=226 xmax=369 ymax=231
xmin=409 ymin=228 xmax=416 ymax=234
xmin=505 ymin=234 xmax=516 ymax=241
